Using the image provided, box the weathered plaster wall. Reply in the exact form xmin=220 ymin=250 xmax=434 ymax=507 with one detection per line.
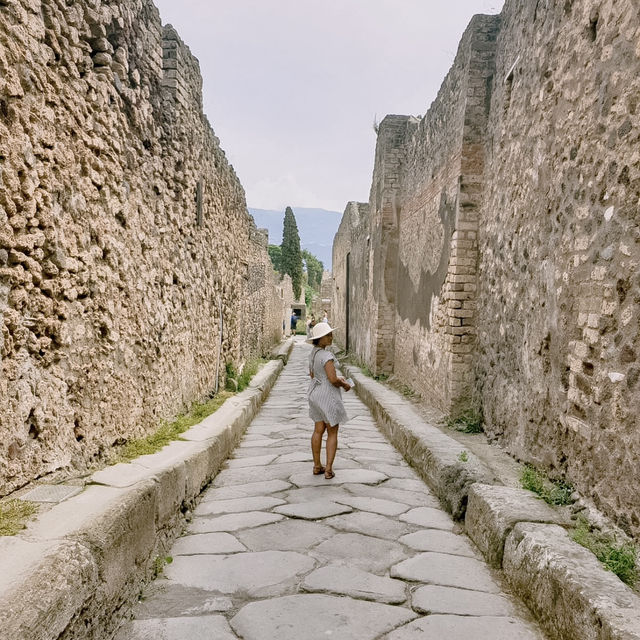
xmin=0 ymin=0 xmax=284 ymax=495
xmin=333 ymin=15 xmax=499 ymax=411
xmin=475 ymin=0 xmax=640 ymax=535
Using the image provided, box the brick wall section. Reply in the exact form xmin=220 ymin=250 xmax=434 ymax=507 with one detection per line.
xmin=0 ymin=0 xmax=285 ymax=495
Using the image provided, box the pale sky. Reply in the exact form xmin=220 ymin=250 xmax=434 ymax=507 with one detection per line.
xmin=152 ymin=1 xmax=505 ymax=212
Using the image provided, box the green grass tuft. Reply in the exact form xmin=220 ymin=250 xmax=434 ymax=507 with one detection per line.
xmin=0 ymin=499 xmax=38 ymax=536
xmin=446 ymin=408 xmax=484 ymax=434
xmin=520 ymin=464 xmax=574 ymax=506
xmin=571 ymin=517 xmax=638 ymax=586
xmin=116 ymin=391 xmax=233 ymax=462
xmin=237 ymin=358 xmax=268 ymax=392
xmin=458 ymin=450 xmax=469 ymax=463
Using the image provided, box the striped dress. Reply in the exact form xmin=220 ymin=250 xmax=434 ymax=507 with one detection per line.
xmin=308 ymin=347 xmax=348 ymax=426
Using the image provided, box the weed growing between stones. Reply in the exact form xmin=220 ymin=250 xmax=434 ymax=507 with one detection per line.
xmin=458 ymin=450 xmax=469 ymax=462
xmin=445 ymin=408 xmax=483 ymax=433
xmin=116 ymin=391 xmax=234 ymax=462
xmin=571 ymin=516 xmax=638 ymax=587
xmin=236 ymin=358 xmax=268 ymax=391
xmin=152 ymin=555 xmax=173 ymax=578
xmin=520 ymin=465 xmax=574 ymax=506
xmin=226 ymin=358 xmax=268 ymax=392
xmin=0 ymin=499 xmax=38 ymax=536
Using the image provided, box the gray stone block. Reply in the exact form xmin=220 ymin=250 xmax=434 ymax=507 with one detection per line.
xmin=465 ymin=483 xmax=569 ymax=567
xmin=503 ymin=522 xmax=640 ymax=640
xmin=343 ymin=366 xmax=495 ymax=519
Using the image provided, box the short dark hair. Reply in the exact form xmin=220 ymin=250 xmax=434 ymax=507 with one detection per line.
xmin=312 ymin=338 xmax=321 ymax=346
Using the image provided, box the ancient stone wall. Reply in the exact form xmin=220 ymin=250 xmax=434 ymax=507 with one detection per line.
xmin=333 ymin=15 xmax=499 ymax=410
xmin=475 ymin=0 xmax=640 ymax=536
xmin=0 ymin=0 xmax=284 ymax=495
xmin=333 ymin=0 xmax=640 ymax=534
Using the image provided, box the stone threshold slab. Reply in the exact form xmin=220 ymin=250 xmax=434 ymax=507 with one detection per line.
xmin=0 ymin=356 xmax=286 ymax=640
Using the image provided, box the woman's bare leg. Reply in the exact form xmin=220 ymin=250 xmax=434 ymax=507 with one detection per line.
xmin=311 ymin=421 xmax=326 ymax=470
xmin=325 ymin=423 xmax=339 ymax=476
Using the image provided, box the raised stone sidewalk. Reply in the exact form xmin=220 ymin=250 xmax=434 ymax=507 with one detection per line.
xmin=114 ymin=342 xmax=546 ymax=640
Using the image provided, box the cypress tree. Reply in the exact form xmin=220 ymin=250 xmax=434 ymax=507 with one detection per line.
xmin=280 ymin=206 xmax=303 ymax=300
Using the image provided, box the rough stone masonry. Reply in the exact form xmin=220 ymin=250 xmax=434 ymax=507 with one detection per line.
xmin=332 ymin=0 xmax=640 ymax=538
xmin=0 ymin=0 xmax=291 ymax=495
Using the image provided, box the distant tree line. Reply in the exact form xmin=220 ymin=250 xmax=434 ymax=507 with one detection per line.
xmin=268 ymin=206 xmax=324 ymax=302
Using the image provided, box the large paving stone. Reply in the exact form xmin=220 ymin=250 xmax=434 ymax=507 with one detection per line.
xmin=201 ymin=479 xmax=291 ymax=500
xmin=281 ymin=486 xmax=355 ymax=503
xmin=171 ymin=532 xmax=246 ymax=555
xmin=194 ymin=495 xmax=285 ymax=516
xmin=225 ymin=454 xmax=278 ymax=468
xmin=349 ymin=484 xmax=440 ymax=508
xmin=164 ymin=551 xmax=315 ymax=597
xmin=391 ymin=553 xmax=501 ymax=593
xmin=236 ymin=519 xmax=335 ymax=552
xmin=334 ymin=495 xmax=410 ymax=516
xmin=399 ymin=530 xmax=477 ymax=557
xmin=324 ymin=511 xmax=413 ymax=540
xmin=399 ymin=506 xmax=455 ymax=530
xmin=312 ymin=533 xmax=410 ymax=573
xmin=384 ymin=478 xmax=433 ymax=493
xmin=411 ymin=584 xmax=517 ymax=616
xmin=386 ymin=615 xmax=544 ymax=639
xmin=115 ymin=615 xmax=236 ymax=640
xmin=273 ymin=500 xmax=353 ymax=519
xmin=302 ymin=565 xmax=406 ymax=604
xmin=289 ymin=469 xmax=387 ymax=487
xmin=187 ymin=511 xmax=283 ymax=533
xmin=230 ymin=594 xmax=416 ymax=640
xmin=133 ymin=582 xmax=233 ymax=619
xmin=347 ymin=441 xmax=391 ymax=451
xmin=276 ymin=451 xmax=314 ymax=463
xmin=213 ymin=462 xmax=312 ymax=485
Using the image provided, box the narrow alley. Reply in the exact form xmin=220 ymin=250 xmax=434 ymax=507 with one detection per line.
xmin=114 ymin=342 xmax=546 ymax=640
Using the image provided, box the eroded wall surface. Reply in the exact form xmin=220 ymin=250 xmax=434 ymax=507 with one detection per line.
xmin=333 ymin=0 xmax=640 ymax=535
xmin=475 ymin=0 xmax=640 ymax=535
xmin=333 ymin=16 xmax=499 ymax=411
xmin=0 ymin=0 xmax=285 ymax=494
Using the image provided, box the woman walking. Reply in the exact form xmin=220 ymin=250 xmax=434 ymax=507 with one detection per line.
xmin=306 ymin=322 xmax=351 ymax=479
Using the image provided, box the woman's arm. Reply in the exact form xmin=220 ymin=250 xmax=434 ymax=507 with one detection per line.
xmin=325 ymin=360 xmax=351 ymax=390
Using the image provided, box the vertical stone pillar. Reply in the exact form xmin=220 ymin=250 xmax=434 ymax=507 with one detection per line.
xmin=444 ymin=17 xmax=498 ymax=410
xmin=370 ymin=116 xmax=411 ymax=375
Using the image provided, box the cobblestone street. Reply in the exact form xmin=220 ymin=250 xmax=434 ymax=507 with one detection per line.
xmin=115 ymin=342 xmax=546 ymax=639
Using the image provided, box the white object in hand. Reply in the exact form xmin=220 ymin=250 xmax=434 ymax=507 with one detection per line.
xmin=346 ymin=378 xmax=355 ymax=388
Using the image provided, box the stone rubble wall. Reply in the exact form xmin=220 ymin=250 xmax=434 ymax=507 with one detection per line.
xmin=475 ymin=0 xmax=640 ymax=537
xmin=0 ymin=0 xmax=287 ymax=496
xmin=333 ymin=0 xmax=640 ymax=535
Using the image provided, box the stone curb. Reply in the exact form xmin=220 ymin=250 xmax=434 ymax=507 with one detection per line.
xmin=344 ymin=364 xmax=640 ymax=640
xmin=0 ymin=359 xmax=284 ymax=640
xmin=270 ymin=337 xmax=295 ymax=364
xmin=343 ymin=364 xmax=496 ymax=519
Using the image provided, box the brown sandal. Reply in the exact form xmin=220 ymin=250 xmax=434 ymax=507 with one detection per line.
xmin=324 ymin=470 xmax=335 ymax=480
xmin=313 ymin=466 xmax=325 ymax=475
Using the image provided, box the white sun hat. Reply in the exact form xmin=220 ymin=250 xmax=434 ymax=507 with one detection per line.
xmin=306 ymin=322 xmax=337 ymax=344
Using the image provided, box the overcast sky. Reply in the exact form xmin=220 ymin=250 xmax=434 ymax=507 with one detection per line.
xmin=152 ymin=1 xmax=505 ymax=213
